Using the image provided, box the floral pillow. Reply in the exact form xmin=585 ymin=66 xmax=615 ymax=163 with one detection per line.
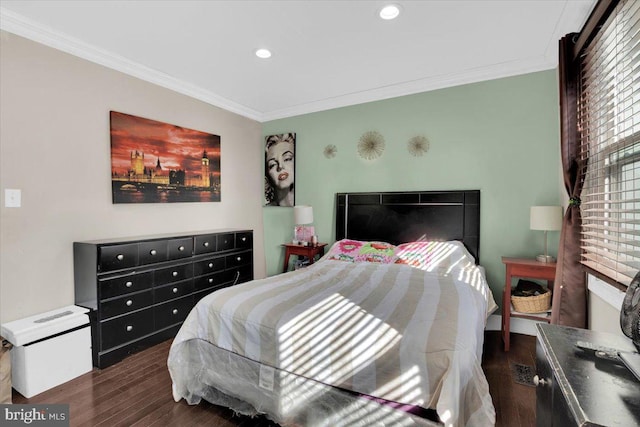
xmin=325 ymin=239 xmax=397 ymax=263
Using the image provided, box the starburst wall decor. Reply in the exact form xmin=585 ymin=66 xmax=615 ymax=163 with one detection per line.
xmin=357 ymin=131 xmax=385 ymax=160
xmin=407 ymin=135 xmax=430 ymax=157
xmin=323 ymin=144 xmax=337 ymax=159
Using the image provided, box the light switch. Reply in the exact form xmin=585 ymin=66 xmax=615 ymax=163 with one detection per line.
xmin=5 ymin=189 xmax=21 ymax=208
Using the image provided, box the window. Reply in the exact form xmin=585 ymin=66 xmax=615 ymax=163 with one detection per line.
xmin=579 ymin=0 xmax=640 ymax=286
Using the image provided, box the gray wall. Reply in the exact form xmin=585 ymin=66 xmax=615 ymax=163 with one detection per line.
xmin=0 ymin=32 xmax=266 ymax=323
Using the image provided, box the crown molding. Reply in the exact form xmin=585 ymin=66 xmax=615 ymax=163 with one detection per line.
xmin=0 ymin=8 xmax=263 ymax=122
xmin=260 ymin=57 xmax=556 ymax=122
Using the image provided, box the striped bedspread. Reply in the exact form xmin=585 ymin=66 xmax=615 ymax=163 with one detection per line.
xmin=169 ymin=242 xmax=497 ymax=426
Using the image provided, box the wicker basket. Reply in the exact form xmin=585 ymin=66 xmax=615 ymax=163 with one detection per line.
xmin=511 ymin=290 xmax=551 ymax=313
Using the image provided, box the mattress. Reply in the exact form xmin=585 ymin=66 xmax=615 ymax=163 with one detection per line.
xmin=168 ymin=241 xmax=497 ymax=427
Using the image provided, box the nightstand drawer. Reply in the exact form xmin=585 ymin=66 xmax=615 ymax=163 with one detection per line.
xmin=101 ymin=310 xmax=154 ymax=350
xmin=99 ymin=243 xmax=138 ymax=272
xmin=99 ymin=271 xmax=153 ymax=299
xmin=154 ymin=295 xmax=194 ymax=330
xmin=101 ymin=290 xmax=154 ymax=319
xmin=510 ymin=264 xmax=556 ymax=280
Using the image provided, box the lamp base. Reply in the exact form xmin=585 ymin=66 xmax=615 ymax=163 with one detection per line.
xmin=536 ymin=254 xmax=556 ymax=263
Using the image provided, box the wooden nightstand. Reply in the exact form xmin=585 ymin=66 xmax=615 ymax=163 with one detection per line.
xmin=501 ymin=257 xmax=556 ymax=351
xmin=282 ymin=243 xmax=327 ymax=273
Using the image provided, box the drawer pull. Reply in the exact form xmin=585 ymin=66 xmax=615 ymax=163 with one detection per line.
xmin=203 ymin=241 xmax=209 ymax=247
xmin=242 ymin=237 xmax=247 ymax=242
xmin=533 ymin=375 xmax=547 ymax=387
xmin=172 ymin=287 xmax=178 ymax=293
xmin=126 ymin=300 xmax=133 ymax=306
xmin=237 ymin=256 xmax=242 ymax=262
xmin=172 ymin=271 xmax=178 ymax=277
xmin=150 ymin=249 xmax=157 ymax=255
xmin=172 ymin=309 xmax=178 ymax=315
xmin=224 ymin=239 xmax=229 ymax=245
xmin=125 ymin=281 xmax=133 ymax=288
xmin=208 ymin=262 xmax=214 ymax=268
xmin=117 ymin=254 xmax=124 ymax=261
xmin=126 ymin=325 xmax=133 ymax=332
xmin=179 ymin=245 xmax=185 ymax=251
xmin=208 ymin=278 xmax=214 ymax=283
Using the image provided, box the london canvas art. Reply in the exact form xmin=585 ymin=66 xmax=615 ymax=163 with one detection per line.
xmin=110 ymin=111 xmax=221 ymax=203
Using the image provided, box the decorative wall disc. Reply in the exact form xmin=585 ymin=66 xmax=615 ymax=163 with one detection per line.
xmin=324 ymin=144 xmax=337 ymax=159
xmin=358 ymin=131 xmax=385 ymax=160
xmin=407 ymin=135 xmax=430 ymax=157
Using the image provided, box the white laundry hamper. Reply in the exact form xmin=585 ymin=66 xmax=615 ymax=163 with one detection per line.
xmin=0 ymin=305 xmax=92 ymax=398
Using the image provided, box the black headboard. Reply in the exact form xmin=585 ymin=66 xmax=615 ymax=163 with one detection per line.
xmin=335 ymin=190 xmax=480 ymax=263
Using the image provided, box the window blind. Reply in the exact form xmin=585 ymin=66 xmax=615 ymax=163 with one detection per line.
xmin=579 ymin=0 xmax=640 ymax=285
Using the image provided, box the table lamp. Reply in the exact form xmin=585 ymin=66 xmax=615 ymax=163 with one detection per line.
xmin=293 ymin=205 xmax=314 ymax=245
xmin=530 ymin=206 xmax=563 ymax=262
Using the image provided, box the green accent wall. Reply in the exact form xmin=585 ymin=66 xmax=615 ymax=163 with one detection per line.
xmin=263 ymin=70 xmax=562 ymax=305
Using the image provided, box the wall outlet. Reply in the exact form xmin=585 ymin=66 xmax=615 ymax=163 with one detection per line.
xmin=5 ymin=189 xmax=21 ymax=208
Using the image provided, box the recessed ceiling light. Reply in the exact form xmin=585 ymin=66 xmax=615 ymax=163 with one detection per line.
xmin=379 ymin=4 xmax=401 ymax=20
xmin=255 ymin=48 xmax=272 ymax=59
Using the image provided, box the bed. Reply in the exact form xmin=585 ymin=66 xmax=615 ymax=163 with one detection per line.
xmin=168 ymin=190 xmax=498 ymax=427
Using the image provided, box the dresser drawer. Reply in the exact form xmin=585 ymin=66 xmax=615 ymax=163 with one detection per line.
xmin=194 ymin=234 xmax=217 ymax=255
xmin=99 ymin=271 xmax=153 ymax=299
xmin=236 ymin=232 xmax=252 ymax=249
xmin=139 ymin=240 xmax=168 ymax=265
xmin=100 ymin=290 xmax=154 ymax=319
xmin=168 ymin=237 xmax=193 ymax=259
xmin=154 ymin=295 xmax=194 ymax=330
xmin=226 ymin=250 xmax=252 ymax=268
xmin=194 ymin=272 xmax=226 ymax=291
xmin=219 ymin=263 xmax=253 ymax=286
xmin=237 ymin=263 xmax=253 ymax=284
xmin=216 ymin=233 xmax=235 ymax=251
xmin=155 ymin=280 xmax=194 ymax=303
xmin=194 ymin=256 xmax=225 ymax=276
xmin=154 ymin=262 xmax=193 ymax=285
xmin=101 ymin=309 xmax=154 ymax=350
xmin=99 ymin=243 xmax=138 ymax=272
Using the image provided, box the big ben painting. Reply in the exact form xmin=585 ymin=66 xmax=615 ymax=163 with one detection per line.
xmin=110 ymin=111 xmax=221 ymax=203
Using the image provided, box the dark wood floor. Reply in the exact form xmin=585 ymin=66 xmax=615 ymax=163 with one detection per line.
xmin=12 ymin=331 xmax=536 ymax=426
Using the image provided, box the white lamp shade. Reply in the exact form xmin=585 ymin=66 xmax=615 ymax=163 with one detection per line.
xmin=294 ymin=205 xmax=314 ymax=225
xmin=530 ymin=206 xmax=563 ymax=231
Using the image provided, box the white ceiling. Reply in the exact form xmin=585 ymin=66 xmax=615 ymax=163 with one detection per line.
xmin=0 ymin=1 xmax=596 ymax=122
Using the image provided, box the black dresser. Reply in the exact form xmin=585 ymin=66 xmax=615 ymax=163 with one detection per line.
xmin=536 ymin=323 xmax=640 ymax=426
xmin=74 ymin=229 xmax=253 ymax=368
